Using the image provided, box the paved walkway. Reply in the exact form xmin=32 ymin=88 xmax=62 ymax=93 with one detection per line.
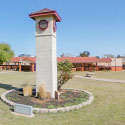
xmin=75 ymin=75 xmax=125 ymax=83
xmin=0 ymin=71 xmax=17 ymax=74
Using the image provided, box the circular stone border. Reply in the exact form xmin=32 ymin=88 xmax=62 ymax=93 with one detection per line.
xmin=0 ymin=88 xmax=94 ymax=114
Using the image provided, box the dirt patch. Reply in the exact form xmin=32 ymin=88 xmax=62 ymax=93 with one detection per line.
xmin=6 ymin=89 xmax=89 ymax=109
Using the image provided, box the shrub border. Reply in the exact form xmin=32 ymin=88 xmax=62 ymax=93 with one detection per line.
xmin=0 ymin=88 xmax=94 ymax=114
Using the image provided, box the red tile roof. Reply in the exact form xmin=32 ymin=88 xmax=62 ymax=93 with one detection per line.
xmin=96 ymin=58 xmax=112 ymax=63
xmin=10 ymin=57 xmax=36 ymax=63
xmin=57 ymin=57 xmax=112 ymax=63
xmin=10 ymin=57 xmax=112 ymax=63
xmin=29 ymin=8 xmax=61 ymax=22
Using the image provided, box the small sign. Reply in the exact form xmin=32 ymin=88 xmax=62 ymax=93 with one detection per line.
xmin=14 ymin=104 xmax=34 ymax=117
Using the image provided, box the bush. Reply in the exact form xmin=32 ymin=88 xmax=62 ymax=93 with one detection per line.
xmin=37 ymin=83 xmax=46 ymax=98
xmin=57 ymin=60 xmax=73 ymax=90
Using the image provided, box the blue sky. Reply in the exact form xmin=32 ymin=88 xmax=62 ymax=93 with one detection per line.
xmin=0 ymin=0 xmax=125 ymax=57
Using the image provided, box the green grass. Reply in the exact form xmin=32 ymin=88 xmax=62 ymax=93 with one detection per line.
xmin=0 ymin=71 xmax=125 ymax=125
xmin=74 ymin=71 xmax=125 ymax=80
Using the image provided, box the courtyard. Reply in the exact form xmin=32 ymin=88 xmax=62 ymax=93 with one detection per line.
xmin=0 ymin=71 xmax=124 ymax=125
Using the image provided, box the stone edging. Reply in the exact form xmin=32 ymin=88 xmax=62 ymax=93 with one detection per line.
xmin=0 ymin=88 xmax=94 ymax=114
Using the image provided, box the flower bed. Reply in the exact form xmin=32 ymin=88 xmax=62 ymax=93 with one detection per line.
xmin=1 ymin=88 xmax=94 ymax=114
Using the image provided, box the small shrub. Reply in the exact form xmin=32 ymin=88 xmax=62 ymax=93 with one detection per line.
xmin=37 ymin=84 xmax=46 ymax=98
xmin=57 ymin=60 xmax=73 ymax=90
xmin=21 ymin=81 xmax=32 ymax=96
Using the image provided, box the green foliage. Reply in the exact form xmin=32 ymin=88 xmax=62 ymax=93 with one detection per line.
xmin=47 ymin=105 xmax=56 ymax=109
xmin=18 ymin=54 xmax=31 ymax=57
xmin=103 ymin=54 xmax=115 ymax=58
xmin=57 ymin=60 xmax=73 ymax=90
xmin=0 ymin=43 xmax=14 ymax=64
xmin=79 ymin=51 xmax=90 ymax=57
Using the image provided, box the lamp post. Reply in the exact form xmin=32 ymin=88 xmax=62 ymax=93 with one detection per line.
xmin=19 ymin=59 xmax=22 ymax=72
xmin=115 ymin=58 xmax=116 ymax=71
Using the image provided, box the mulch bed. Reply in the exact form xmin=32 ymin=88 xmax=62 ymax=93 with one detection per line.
xmin=6 ymin=89 xmax=89 ymax=109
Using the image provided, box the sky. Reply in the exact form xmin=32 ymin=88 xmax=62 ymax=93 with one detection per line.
xmin=0 ymin=0 xmax=125 ymax=57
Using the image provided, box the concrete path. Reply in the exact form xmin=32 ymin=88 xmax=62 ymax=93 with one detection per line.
xmin=0 ymin=71 xmax=17 ymax=74
xmin=75 ymin=75 xmax=125 ymax=84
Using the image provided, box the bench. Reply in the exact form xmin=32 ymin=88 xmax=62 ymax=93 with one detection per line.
xmin=85 ymin=72 xmax=95 ymax=77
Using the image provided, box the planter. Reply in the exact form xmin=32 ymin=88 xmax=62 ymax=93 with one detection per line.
xmin=1 ymin=89 xmax=94 ymax=114
xmin=23 ymin=87 xmax=32 ymax=96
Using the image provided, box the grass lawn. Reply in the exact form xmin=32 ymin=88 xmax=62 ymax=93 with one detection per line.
xmin=74 ymin=71 xmax=125 ymax=80
xmin=0 ymin=71 xmax=125 ymax=125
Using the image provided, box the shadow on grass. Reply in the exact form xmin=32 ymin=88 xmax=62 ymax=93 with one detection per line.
xmin=0 ymin=83 xmax=17 ymax=90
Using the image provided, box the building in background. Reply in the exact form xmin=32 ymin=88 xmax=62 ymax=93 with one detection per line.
xmin=0 ymin=57 xmax=123 ymax=72
xmin=122 ymin=58 xmax=125 ymax=70
xmin=111 ymin=58 xmax=123 ymax=71
xmin=58 ymin=57 xmax=112 ymax=71
xmin=118 ymin=56 xmax=125 ymax=70
xmin=0 ymin=57 xmax=36 ymax=72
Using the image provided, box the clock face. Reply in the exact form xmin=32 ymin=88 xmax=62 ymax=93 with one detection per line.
xmin=38 ymin=20 xmax=48 ymax=30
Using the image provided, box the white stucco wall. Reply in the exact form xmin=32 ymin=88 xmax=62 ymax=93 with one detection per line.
xmin=111 ymin=58 xmax=122 ymax=67
xmin=35 ymin=16 xmax=56 ymax=37
xmin=97 ymin=62 xmax=111 ymax=67
xmin=122 ymin=57 xmax=125 ymax=63
xmin=35 ymin=16 xmax=57 ymax=98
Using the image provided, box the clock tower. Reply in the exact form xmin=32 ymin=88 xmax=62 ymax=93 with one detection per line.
xmin=29 ymin=8 xmax=61 ymax=98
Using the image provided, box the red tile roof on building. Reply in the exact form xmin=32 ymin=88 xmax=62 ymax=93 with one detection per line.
xmin=10 ymin=57 xmax=112 ymax=63
xmin=57 ymin=57 xmax=112 ymax=63
xmin=29 ymin=8 xmax=61 ymax=22
xmin=10 ymin=57 xmax=36 ymax=63
xmin=96 ymin=58 xmax=112 ymax=63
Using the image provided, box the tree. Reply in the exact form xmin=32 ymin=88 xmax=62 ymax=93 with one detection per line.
xmin=57 ymin=60 xmax=73 ymax=90
xmin=103 ymin=54 xmax=115 ymax=58
xmin=60 ymin=53 xmax=74 ymax=57
xmin=79 ymin=51 xmax=90 ymax=57
xmin=0 ymin=43 xmax=14 ymax=64
xmin=96 ymin=56 xmax=100 ymax=58
xmin=18 ymin=54 xmax=31 ymax=57
xmin=117 ymin=54 xmax=121 ymax=58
